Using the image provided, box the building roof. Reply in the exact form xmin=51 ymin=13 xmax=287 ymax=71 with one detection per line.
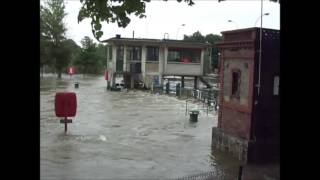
xmin=216 ymin=27 xmax=279 ymax=48
xmin=221 ymin=27 xmax=280 ymax=35
xmin=102 ymin=37 xmax=211 ymax=48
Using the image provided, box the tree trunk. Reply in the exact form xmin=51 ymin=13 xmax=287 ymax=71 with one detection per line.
xmin=83 ymin=67 xmax=87 ymax=77
xmin=57 ymin=70 xmax=62 ymax=79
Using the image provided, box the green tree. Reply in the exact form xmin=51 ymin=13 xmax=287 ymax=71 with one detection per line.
xmin=40 ymin=36 xmax=53 ymax=77
xmin=75 ymin=36 xmax=101 ymax=75
xmin=52 ymin=40 xmax=72 ymax=76
xmin=41 ymin=0 xmax=70 ymax=79
xmin=77 ymin=0 xmax=279 ymax=41
xmin=183 ymin=31 xmax=206 ymax=43
xmin=205 ymin=34 xmax=222 ymax=71
xmin=40 ymin=5 xmax=53 ymax=77
xmin=183 ymin=32 xmax=222 ymax=74
xmin=78 ymin=0 xmax=195 ymax=41
xmin=96 ymin=43 xmax=107 ymax=70
xmin=64 ymin=39 xmax=82 ymax=67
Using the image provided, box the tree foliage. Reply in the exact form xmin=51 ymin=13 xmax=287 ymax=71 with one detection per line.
xmin=65 ymin=39 xmax=81 ymax=67
xmin=78 ymin=0 xmax=279 ymax=41
xmin=205 ymin=34 xmax=222 ymax=70
xmin=41 ymin=0 xmax=67 ymax=45
xmin=96 ymin=43 xmax=108 ymax=68
xmin=74 ymin=36 xmax=105 ymax=74
xmin=183 ymin=31 xmax=206 ymax=43
xmin=183 ymin=31 xmax=222 ymax=74
xmin=41 ymin=0 xmax=70 ymax=79
xmin=52 ymin=41 xmax=72 ymax=76
xmin=78 ymin=0 xmax=195 ymax=41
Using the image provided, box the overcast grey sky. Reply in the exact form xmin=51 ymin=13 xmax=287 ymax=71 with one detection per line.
xmin=59 ymin=0 xmax=280 ymax=46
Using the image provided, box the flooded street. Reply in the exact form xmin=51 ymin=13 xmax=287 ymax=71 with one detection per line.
xmin=40 ymin=74 xmax=240 ymax=180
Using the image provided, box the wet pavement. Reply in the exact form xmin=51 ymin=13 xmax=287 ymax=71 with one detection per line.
xmin=40 ymin=74 xmax=241 ymax=180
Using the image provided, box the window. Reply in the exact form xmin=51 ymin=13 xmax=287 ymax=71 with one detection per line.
xmin=273 ymin=76 xmax=279 ymax=95
xmin=130 ymin=63 xmax=141 ymax=73
xmin=116 ymin=46 xmax=124 ymax=61
xmin=167 ymin=48 xmax=201 ymax=63
xmin=147 ymin=46 xmax=159 ymax=61
xmin=116 ymin=46 xmax=124 ymax=72
xmin=168 ymin=49 xmax=181 ymax=62
xmin=108 ymin=46 xmax=113 ymax=60
xmin=127 ymin=46 xmax=141 ymax=61
xmin=231 ymin=69 xmax=241 ymax=98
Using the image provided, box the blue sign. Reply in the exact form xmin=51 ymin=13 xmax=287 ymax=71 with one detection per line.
xmin=153 ymin=76 xmax=159 ymax=85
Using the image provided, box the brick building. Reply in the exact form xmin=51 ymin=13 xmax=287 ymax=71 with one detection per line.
xmin=212 ymin=27 xmax=279 ymax=163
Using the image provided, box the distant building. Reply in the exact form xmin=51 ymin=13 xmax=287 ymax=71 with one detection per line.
xmin=102 ymin=36 xmax=211 ymax=89
xmin=212 ymin=27 xmax=280 ymax=164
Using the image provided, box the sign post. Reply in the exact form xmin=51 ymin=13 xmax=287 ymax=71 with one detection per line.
xmin=104 ymin=70 xmax=108 ymax=80
xmin=68 ymin=67 xmax=75 ymax=79
xmin=55 ymin=92 xmax=77 ymax=133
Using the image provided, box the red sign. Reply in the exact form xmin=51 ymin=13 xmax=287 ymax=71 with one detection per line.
xmin=181 ymin=56 xmax=189 ymax=63
xmin=104 ymin=70 xmax=108 ymax=80
xmin=55 ymin=92 xmax=77 ymax=117
xmin=68 ymin=67 xmax=75 ymax=75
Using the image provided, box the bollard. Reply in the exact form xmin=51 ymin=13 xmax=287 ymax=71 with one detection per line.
xmin=215 ymin=102 xmax=218 ymax=111
xmin=185 ymin=100 xmax=188 ymax=116
xmin=189 ymin=110 xmax=199 ymax=122
xmin=165 ymin=82 xmax=170 ymax=94
xmin=176 ymin=83 xmax=181 ymax=97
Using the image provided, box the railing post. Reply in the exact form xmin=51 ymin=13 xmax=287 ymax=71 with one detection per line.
xmin=185 ymin=100 xmax=188 ymax=116
xmin=238 ymin=165 xmax=243 ymax=180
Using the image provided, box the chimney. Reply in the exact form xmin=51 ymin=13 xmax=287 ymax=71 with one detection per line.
xmin=133 ymin=31 xmax=135 ymax=39
xmin=116 ymin=34 xmax=121 ymax=39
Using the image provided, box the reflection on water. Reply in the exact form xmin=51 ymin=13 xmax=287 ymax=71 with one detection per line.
xmin=40 ymin=73 xmax=240 ymax=180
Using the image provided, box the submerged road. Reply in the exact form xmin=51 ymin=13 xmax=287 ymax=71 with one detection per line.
xmin=40 ymin=74 xmax=240 ymax=180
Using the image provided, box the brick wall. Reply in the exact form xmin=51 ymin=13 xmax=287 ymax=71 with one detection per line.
xmin=220 ymin=107 xmax=252 ymax=140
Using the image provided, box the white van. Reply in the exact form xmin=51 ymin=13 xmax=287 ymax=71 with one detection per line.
xmin=115 ymin=76 xmax=124 ymax=89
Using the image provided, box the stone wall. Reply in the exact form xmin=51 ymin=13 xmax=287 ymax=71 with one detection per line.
xmin=212 ymin=127 xmax=249 ymax=163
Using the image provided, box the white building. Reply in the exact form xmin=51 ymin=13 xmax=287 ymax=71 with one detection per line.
xmin=103 ymin=35 xmax=211 ymax=89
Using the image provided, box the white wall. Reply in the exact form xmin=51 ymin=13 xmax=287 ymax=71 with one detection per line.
xmin=159 ymin=46 xmax=164 ymax=74
xmin=165 ymin=63 xmax=202 ymax=75
xmin=111 ymin=45 xmax=117 ymax=86
xmin=200 ymin=49 xmax=204 ymax=75
xmin=123 ymin=45 xmax=127 ymax=72
xmin=141 ymin=46 xmax=147 ymax=80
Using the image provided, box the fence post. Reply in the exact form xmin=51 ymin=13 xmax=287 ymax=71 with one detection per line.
xmin=185 ymin=100 xmax=188 ymax=116
xmin=238 ymin=166 xmax=243 ymax=180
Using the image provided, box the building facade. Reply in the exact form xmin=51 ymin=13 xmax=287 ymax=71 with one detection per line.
xmin=212 ymin=28 xmax=280 ymax=163
xmin=103 ymin=36 xmax=210 ymax=89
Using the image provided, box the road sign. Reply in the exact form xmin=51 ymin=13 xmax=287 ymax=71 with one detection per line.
xmin=55 ymin=92 xmax=77 ymax=117
xmin=55 ymin=92 xmax=77 ymax=133
xmin=68 ymin=67 xmax=75 ymax=75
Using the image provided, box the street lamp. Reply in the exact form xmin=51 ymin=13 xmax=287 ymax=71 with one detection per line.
xmin=164 ymin=33 xmax=169 ymax=40
xmin=257 ymin=0 xmax=264 ymax=96
xmin=227 ymin=20 xmax=238 ymax=29
xmin=254 ymin=12 xmax=269 ymax=27
xmin=176 ymin=24 xmax=186 ymax=39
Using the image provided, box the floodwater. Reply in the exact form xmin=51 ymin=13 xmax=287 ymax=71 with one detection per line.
xmin=40 ymin=74 xmax=240 ymax=180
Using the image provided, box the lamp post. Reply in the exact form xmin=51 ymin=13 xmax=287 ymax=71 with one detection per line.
xmin=255 ymin=12 xmax=269 ymax=27
xmin=227 ymin=20 xmax=238 ymax=29
xmin=257 ymin=0 xmax=264 ymax=96
xmin=176 ymin=24 xmax=185 ymax=39
xmin=164 ymin=33 xmax=169 ymax=40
